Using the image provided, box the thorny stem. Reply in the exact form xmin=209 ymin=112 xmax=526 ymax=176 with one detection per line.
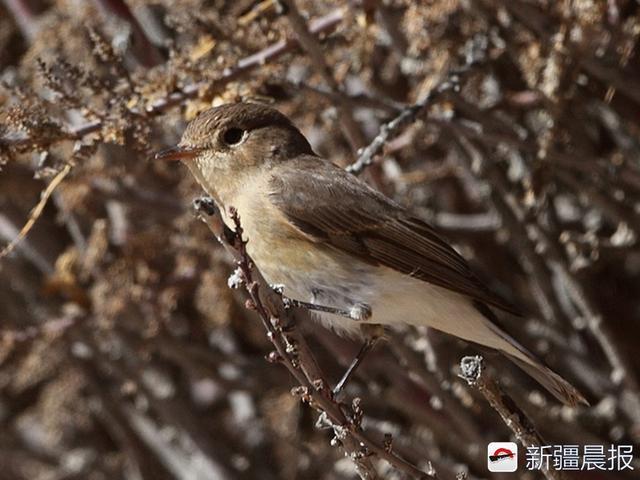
xmin=2 ymin=3 xmax=640 ymax=478
xmin=193 ymin=197 xmax=436 ymax=480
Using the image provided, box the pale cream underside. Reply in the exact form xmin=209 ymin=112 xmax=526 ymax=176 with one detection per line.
xmin=279 ymin=260 xmax=524 ymax=362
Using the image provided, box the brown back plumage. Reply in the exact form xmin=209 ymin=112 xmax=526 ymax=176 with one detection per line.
xmin=268 ymin=155 xmax=521 ymax=316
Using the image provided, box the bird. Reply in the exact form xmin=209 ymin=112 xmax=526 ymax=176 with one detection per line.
xmin=156 ymin=102 xmax=587 ymax=406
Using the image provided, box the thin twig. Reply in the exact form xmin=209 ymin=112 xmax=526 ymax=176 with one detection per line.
xmin=346 ymin=71 xmax=461 ymax=175
xmin=283 ymin=79 xmax=403 ymax=114
xmin=0 ymin=163 xmax=72 ymax=260
xmin=450 ymin=131 xmax=568 ymax=325
xmin=459 ymin=356 xmax=566 ymax=480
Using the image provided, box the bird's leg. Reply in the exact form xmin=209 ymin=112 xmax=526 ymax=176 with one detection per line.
xmin=333 ymin=324 xmax=384 ymax=398
xmin=333 ymin=339 xmax=377 ymax=397
xmin=282 ymin=297 xmax=372 ymax=322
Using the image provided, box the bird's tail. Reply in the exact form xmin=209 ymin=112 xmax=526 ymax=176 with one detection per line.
xmin=476 ymin=304 xmax=588 ymax=407
xmin=505 ymin=352 xmax=588 ymax=407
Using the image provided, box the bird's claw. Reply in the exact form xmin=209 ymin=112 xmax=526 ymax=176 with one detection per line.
xmin=349 ymin=303 xmax=372 ymax=322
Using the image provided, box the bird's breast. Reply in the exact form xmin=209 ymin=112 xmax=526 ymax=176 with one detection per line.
xmin=230 ymin=194 xmax=375 ymax=313
xmin=225 ymin=181 xmax=381 ymax=336
xmin=243 ymin=218 xmax=376 ymax=308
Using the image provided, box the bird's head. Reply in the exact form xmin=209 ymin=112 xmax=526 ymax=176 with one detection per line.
xmin=155 ymin=103 xmax=313 ymax=203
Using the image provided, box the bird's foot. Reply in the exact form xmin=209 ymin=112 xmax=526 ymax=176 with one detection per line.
xmin=283 ymin=297 xmax=372 ymax=322
xmin=349 ymin=303 xmax=372 ymax=322
xmin=192 ymin=196 xmax=217 ymax=216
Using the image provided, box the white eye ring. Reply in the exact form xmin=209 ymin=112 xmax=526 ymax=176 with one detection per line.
xmin=221 ymin=128 xmax=246 ymax=146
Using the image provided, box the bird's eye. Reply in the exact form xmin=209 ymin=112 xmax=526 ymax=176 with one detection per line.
xmin=221 ymin=128 xmax=245 ymax=146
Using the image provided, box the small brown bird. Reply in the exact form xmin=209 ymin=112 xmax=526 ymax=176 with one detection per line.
xmin=156 ymin=102 xmax=586 ymax=406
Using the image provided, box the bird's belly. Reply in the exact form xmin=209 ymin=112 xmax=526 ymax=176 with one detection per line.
xmin=249 ymin=237 xmax=492 ymax=342
xmin=258 ymin=248 xmax=509 ymax=351
xmin=241 ymin=215 xmax=504 ymax=347
xmin=247 ymin=239 xmax=378 ymax=336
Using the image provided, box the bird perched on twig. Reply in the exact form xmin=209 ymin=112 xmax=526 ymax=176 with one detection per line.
xmin=156 ymin=102 xmax=587 ymax=406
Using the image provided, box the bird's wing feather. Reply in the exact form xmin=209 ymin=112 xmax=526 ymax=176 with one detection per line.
xmin=268 ymin=156 xmax=520 ymax=315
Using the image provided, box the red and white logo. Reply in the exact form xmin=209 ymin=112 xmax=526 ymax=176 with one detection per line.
xmin=488 ymin=442 xmax=518 ymax=472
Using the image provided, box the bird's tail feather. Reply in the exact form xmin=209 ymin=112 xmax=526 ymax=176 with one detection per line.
xmin=506 ymin=353 xmax=589 ymax=407
xmin=475 ymin=302 xmax=588 ymax=406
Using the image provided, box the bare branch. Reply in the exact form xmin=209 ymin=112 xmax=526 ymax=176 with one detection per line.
xmin=346 ymin=67 xmax=464 ymax=175
xmin=459 ymin=356 xmax=566 ymax=480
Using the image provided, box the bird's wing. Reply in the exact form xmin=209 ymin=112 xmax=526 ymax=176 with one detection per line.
xmin=268 ymin=156 xmax=520 ymax=315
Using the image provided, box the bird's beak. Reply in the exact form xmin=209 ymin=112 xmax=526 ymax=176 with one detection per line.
xmin=154 ymin=145 xmax=201 ymax=162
